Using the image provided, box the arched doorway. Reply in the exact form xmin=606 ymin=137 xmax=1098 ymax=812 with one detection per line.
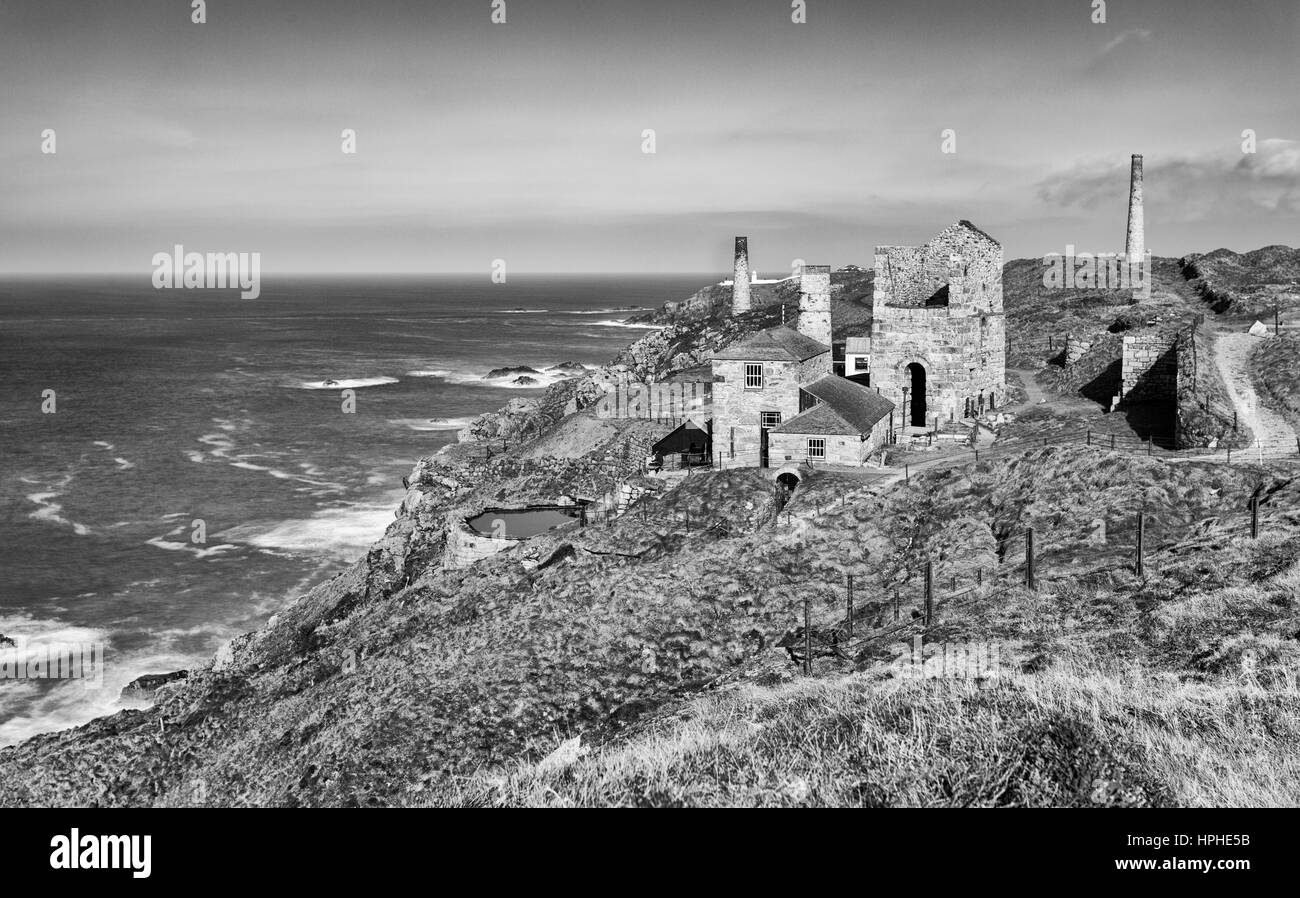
xmin=906 ymin=362 xmax=927 ymax=426
xmin=776 ymin=472 xmax=800 ymax=490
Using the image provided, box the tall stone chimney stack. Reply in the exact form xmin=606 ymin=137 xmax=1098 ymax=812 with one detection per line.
xmin=1125 ymin=154 xmax=1144 ymax=262
xmin=731 ymin=237 xmax=751 ymax=315
xmin=798 ymin=265 xmax=832 ymax=347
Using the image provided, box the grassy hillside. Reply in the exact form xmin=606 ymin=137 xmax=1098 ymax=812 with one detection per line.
xmin=3 ymin=435 xmax=1295 ymax=807
xmin=436 ymin=464 xmax=1300 ymax=808
xmin=1182 ymin=246 xmax=1300 ymax=319
xmin=1252 ymin=334 xmax=1300 ymax=435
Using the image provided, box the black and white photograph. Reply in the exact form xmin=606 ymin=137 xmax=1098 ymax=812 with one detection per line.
xmin=0 ymin=0 xmax=1297 ymax=861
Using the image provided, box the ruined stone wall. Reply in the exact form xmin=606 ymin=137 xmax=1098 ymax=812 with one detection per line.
xmin=797 ymin=265 xmax=833 ymax=347
xmin=874 ymin=223 xmax=1002 ymax=312
xmin=443 ymin=519 xmax=516 ymax=569
xmin=1119 ymin=334 xmax=1177 ymax=403
xmin=1065 ymin=335 xmax=1093 ymax=366
xmin=592 ymin=381 xmax=712 ymax=421
xmin=869 ymin=307 xmax=1006 ymax=425
xmin=869 ymin=223 xmax=1006 ymax=424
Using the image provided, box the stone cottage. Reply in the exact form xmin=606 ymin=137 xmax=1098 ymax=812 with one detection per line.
xmin=711 ymin=266 xmax=896 ymax=467
xmin=767 ymin=374 xmax=896 ymax=465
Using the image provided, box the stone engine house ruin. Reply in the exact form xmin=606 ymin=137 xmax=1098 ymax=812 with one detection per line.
xmin=867 ymin=221 xmax=1007 ymax=428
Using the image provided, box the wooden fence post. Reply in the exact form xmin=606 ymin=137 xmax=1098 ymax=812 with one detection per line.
xmin=1251 ymin=495 xmax=1259 ymax=539
xmin=924 ymin=561 xmax=934 ymax=626
xmin=1135 ymin=512 xmax=1144 ymax=577
xmin=894 ymin=588 xmax=900 ymax=621
xmin=846 ymin=574 xmax=854 ymax=640
xmin=1025 ymin=528 xmax=1036 ymax=590
xmin=803 ymin=592 xmax=812 ymax=676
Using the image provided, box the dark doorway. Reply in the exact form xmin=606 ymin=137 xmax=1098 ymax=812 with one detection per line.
xmin=759 ymin=427 xmax=769 ymax=468
xmin=907 ymin=363 xmax=927 ymax=426
xmin=777 ymin=472 xmax=799 ymax=490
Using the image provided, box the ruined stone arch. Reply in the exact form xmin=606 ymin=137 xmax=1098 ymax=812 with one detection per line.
xmin=897 ymin=357 xmax=933 ymax=427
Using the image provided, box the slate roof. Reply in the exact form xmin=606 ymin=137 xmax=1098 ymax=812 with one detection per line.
xmin=710 ymin=326 xmax=830 ymax=362
xmin=770 ymin=375 xmax=895 ymax=435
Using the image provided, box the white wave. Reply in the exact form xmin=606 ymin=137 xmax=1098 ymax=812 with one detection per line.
xmin=499 ymin=308 xmax=549 ymax=313
xmin=26 ymin=490 xmax=90 ymax=536
xmin=220 ymin=497 xmax=403 ymax=562
xmin=591 ymin=319 xmax=664 ymax=329
xmin=389 ymin=416 xmax=475 ymax=432
xmin=228 ymin=460 xmax=342 ymax=490
xmin=408 ymin=365 xmax=585 ymax=389
xmin=406 ymin=368 xmax=479 ymax=384
xmin=197 ymin=431 xmax=237 ymax=460
xmin=145 ymin=536 xmax=240 ymax=559
xmin=558 ymin=307 xmax=652 ymax=315
xmin=113 ymin=457 xmax=134 ymax=471
xmin=293 ymin=376 xmax=399 ymax=390
xmin=93 ymin=441 xmax=115 ymax=451
xmin=183 ymin=450 xmax=206 ymax=463
xmin=0 ymin=615 xmax=117 ymax=747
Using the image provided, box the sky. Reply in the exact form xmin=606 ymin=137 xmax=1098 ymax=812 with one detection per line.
xmin=1 ymin=0 xmax=1297 ymax=274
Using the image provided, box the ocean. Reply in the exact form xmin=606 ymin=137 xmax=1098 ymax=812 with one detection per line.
xmin=0 ymin=274 xmax=705 ymax=744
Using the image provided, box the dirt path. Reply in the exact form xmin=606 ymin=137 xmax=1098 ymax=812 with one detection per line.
xmin=1212 ymin=329 xmax=1297 ymax=448
xmin=1006 ymin=368 xmax=1047 ymax=413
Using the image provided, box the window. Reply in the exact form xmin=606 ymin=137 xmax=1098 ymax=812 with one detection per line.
xmin=854 ymin=356 xmax=870 ymax=371
xmin=760 ymin=411 xmax=781 ymax=429
xmin=807 ymin=438 xmax=826 ymax=460
xmin=744 ymin=363 xmax=764 ymax=390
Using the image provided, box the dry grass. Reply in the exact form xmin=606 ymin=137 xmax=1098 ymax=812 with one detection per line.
xmin=429 ymin=661 xmax=1300 ymax=808
xmin=420 ymin=506 xmax=1300 ymax=808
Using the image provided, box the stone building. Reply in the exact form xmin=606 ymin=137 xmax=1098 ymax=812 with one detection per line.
xmin=710 ymin=265 xmax=896 ymax=467
xmin=867 ymin=220 xmax=1006 ymax=428
xmin=768 ymin=374 xmax=895 ymax=466
xmin=710 ymin=326 xmax=831 ymax=466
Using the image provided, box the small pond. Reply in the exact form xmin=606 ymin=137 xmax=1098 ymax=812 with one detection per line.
xmin=465 ymin=506 xmax=581 ymax=539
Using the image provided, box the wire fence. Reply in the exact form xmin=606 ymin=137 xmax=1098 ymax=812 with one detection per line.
xmin=784 ymin=492 xmax=1288 ymax=673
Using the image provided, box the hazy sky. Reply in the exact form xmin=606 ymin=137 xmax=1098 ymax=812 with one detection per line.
xmin=1 ymin=0 xmax=1297 ymax=274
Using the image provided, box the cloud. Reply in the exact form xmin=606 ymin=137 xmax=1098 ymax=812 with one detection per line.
xmin=1036 ymin=140 xmax=1300 ymax=220
xmin=1097 ymin=28 xmax=1152 ymax=59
